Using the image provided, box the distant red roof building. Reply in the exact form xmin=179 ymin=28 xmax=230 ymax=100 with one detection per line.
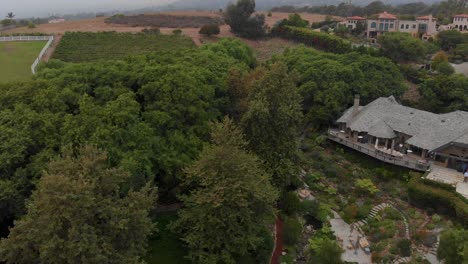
xmin=454 ymin=14 xmax=468 ymax=18
xmin=378 ymin=11 xmax=397 ymax=20
xmin=417 ymin=15 xmax=436 ymax=21
xmin=347 ymin=16 xmax=366 ymax=20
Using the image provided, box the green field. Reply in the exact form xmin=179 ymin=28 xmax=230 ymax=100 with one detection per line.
xmin=0 ymin=41 xmax=46 ymax=82
xmin=145 ymin=212 xmax=189 ymax=264
xmin=53 ymin=32 xmax=196 ymax=62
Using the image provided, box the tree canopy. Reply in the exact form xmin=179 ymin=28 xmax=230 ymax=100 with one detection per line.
xmin=378 ymin=32 xmax=426 ymax=63
xmin=224 ymin=0 xmax=266 ymax=39
xmin=0 ymin=38 xmax=254 ymax=236
xmin=272 ymin=47 xmax=406 ymax=125
xmin=437 ymin=228 xmax=468 ymax=264
xmin=172 ymin=117 xmax=278 ymax=264
xmin=242 ymin=62 xmax=303 ymax=189
xmin=0 ymin=146 xmax=157 ymax=263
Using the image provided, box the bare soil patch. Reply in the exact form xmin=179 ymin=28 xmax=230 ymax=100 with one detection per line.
xmin=105 ymin=13 xmax=224 ymax=28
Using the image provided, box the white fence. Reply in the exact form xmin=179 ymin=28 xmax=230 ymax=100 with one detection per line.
xmin=0 ymin=36 xmax=54 ymax=74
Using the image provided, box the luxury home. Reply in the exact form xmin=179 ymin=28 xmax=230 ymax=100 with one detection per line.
xmin=328 ymin=96 xmax=468 ymax=173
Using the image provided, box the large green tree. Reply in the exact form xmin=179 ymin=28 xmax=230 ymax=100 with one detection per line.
xmin=378 ymin=32 xmax=426 ymax=62
xmin=172 ymin=117 xmax=278 ymax=264
xmin=437 ymin=228 xmax=468 ymax=264
xmin=242 ymin=63 xmax=303 ymax=188
xmin=438 ymin=30 xmax=466 ymax=51
xmin=0 ymin=146 xmax=157 ymax=263
xmin=224 ymin=0 xmax=266 ymax=39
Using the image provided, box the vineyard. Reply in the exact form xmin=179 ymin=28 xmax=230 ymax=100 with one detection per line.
xmin=52 ymin=31 xmax=196 ymax=62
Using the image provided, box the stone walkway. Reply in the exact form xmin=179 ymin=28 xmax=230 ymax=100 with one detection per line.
xmin=329 ymin=211 xmax=372 ymax=264
xmin=425 ymin=165 xmax=468 ymax=198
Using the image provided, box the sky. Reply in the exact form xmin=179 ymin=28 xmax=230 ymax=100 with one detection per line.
xmin=2 ymin=0 xmax=176 ymax=18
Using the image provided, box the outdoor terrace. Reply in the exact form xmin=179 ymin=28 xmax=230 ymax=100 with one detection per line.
xmin=327 ymin=129 xmax=430 ymax=172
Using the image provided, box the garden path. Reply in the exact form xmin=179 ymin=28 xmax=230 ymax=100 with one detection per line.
xmin=329 ymin=211 xmax=372 ymax=264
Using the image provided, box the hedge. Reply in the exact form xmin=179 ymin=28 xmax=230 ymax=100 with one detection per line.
xmin=408 ymin=176 xmax=468 ymax=226
xmin=272 ymin=26 xmax=352 ymax=54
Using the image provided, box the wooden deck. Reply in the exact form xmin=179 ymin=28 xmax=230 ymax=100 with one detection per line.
xmin=327 ymin=129 xmax=430 ymax=172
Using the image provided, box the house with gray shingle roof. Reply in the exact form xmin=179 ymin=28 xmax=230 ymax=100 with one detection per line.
xmin=329 ymin=95 xmax=468 ymax=172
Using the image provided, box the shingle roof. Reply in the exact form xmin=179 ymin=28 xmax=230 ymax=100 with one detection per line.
xmin=368 ymin=120 xmax=397 ymax=139
xmin=454 ymin=14 xmax=468 ymax=18
xmin=337 ymin=96 xmax=468 ymax=151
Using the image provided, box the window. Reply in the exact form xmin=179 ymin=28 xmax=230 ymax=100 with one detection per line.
xmin=371 ymin=22 xmax=376 ymax=28
xmin=379 ymin=23 xmax=384 ymax=30
xmin=385 ymin=23 xmax=389 ymax=30
xmin=401 ymin=24 xmax=404 ymax=29
xmin=412 ymin=24 xmax=416 ymax=29
xmin=406 ymin=24 xmax=409 ymax=29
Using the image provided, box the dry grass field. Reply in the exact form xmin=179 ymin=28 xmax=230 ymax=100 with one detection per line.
xmin=4 ymin=11 xmax=339 ymax=60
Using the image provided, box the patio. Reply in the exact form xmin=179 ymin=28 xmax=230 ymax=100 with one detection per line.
xmin=328 ymin=129 xmax=430 ymax=172
xmin=425 ymin=165 xmax=468 ymax=198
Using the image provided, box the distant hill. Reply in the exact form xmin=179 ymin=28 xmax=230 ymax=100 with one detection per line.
xmin=159 ymin=0 xmax=441 ymax=11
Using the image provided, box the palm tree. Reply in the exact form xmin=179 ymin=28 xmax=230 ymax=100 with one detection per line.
xmin=6 ymin=12 xmax=15 ymax=19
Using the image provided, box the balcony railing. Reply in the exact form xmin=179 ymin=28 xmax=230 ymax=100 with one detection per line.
xmin=327 ymin=129 xmax=430 ymax=172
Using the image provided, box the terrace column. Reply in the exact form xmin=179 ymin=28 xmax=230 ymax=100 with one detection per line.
xmin=421 ymin=149 xmax=427 ymax=158
xmin=375 ymin=138 xmax=379 ymax=148
xmin=444 ymin=157 xmax=449 ymax=168
xmin=391 ymin=139 xmax=395 ymax=153
xmin=385 ymin=139 xmax=389 ymax=149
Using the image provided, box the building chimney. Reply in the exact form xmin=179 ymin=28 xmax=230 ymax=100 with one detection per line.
xmin=352 ymin=95 xmax=360 ymax=118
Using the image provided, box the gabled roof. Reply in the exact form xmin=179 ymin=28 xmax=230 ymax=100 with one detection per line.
xmin=368 ymin=120 xmax=397 ymax=139
xmin=347 ymin=16 xmax=366 ymax=20
xmin=337 ymin=96 xmax=468 ymax=151
xmin=378 ymin=11 xmax=397 ymax=20
xmin=454 ymin=14 xmax=468 ymax=18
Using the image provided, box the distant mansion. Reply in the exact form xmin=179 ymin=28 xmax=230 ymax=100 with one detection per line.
xmin=328 ymin=96 xmax=468 ymax=172
xmin=341 ymin=12 xmax=468 ymax=39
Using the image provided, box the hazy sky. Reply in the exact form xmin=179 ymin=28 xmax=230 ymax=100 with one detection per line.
xmin=2 ymin=0 xmax=175 ymax=18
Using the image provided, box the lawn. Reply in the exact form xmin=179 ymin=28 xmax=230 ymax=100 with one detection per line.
xmin=53 ymin=32 xmax=196 ymax=62
xmin=0 ymin=41 xmax=46 ymax=82
xmin=145 ymin=211 xmax=189 ymax=264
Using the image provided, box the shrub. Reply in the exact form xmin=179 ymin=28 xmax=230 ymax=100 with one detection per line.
xmin=172 ymin=29 xmax=182 ymax=35
xmin=343 ymin=203 xmax=358 ymax=222
xmin=27 ymin=22 xmax=36 ymax=28
xmin=355 ymin=178 xmax=379 ymax=195
xmin=142 ymin=27 xmax=160 ymax=34
xmin=199 ymin=24 xmax=220 ymax=36
xmin=281 ymin=191 xmax=301 ymax=216
xmin=407 ymin=176 xmax=468 ymax=226
xmin=283 ymin=217 xmax=302 ymax=246
xmin=396 ymin=239 xmax=411 ymax=257
xmin=267 ymin=12 xmax=272 ymax=17
xmin=272 ymin=26 xmax=352 ymax=54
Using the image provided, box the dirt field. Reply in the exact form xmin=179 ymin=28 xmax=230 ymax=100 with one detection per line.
xmin=4 ymin=11 xmax=338 ymax=58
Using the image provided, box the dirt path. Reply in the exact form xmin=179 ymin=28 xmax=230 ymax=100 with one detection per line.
xmin=270 ymin=218 xmax=284 ymax=264
xmin=403 ymin=81 xmax=421 ymax=103
xmin=42 ymin=34 xmax=62 ymax=61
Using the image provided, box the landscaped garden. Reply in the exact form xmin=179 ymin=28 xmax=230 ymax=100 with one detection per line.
xmin=0 ymin=41 xmax=46 ymax=82
xmin=277 ymin=132 xmax=465 ymax=263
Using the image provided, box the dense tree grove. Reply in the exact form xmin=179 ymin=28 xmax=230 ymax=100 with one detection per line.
xmin=172 ymin=118 xmax=278 ymax=264
xmin=271 ymin=47 xmax=407 ymax=125
xmin=0 ymin=38 xmax=254 ymax=238
xmin=271 ymin=0 xmax=468 ymax=22
xmin=378 ymin=32 xmax=426 ymax=63
xmin=0 ymin=146 xmax=157 ymax=263
xmin=242 ymin=63 xmax=303 ymax=189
